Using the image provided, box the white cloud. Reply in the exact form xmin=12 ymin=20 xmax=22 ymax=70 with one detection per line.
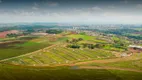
xmin=124 ymin=0 xmax=128 ymax=4
xmin=20 ymin=11 xmax=35 ymax=16
xmin=34 ymin=2 xmax=38 ymax=6
xmin=1 ymin=6 xmax=142 ymax=24
xmin=136 ymin=4 xmax=142 ymax=8
xmin=32 ymin=2 xmax=39 ymax=10
xmin=0 ymin=0 xmax=2 ymax=3
xmin=101 ymin=11 xmax=142 ymax=24
xmin=13 ymin=10 xmax=36 ymax=16
xmin=47 ymin=2 xmax=59 ymax=7
xmin=102 ymin=12 xmax=122 ymax=16
xmin=120 ymin=0 xmax=128 ymax=4
xmin=32 ymin=6 xmax=39 ymax=10
xmin=91 ymin=6 xmax=103 ymax=11
xmin=107 ymin=5 xmax=115 ymax=9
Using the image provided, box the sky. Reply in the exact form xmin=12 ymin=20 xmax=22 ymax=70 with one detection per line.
xmin=0 ymin=0 xmax=142 ymax=24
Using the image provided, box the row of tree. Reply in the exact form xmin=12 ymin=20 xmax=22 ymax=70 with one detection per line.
xmin=7 ymin=33 xmax=18 ymax=38
xmin=66 ymin=38 xmax=83 ymax=43
xmin=46 ymin=29 xmax=63 ymax=34
xmin=82 ymin=43 xmax=105 ymax=49
xmin=67 ymin=43 xmax=105 ymax=49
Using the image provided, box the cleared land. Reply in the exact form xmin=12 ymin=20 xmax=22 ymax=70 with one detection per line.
xmin=0 ymin=33 xmax=119 ymax=66
xmin=1 ymin=44 xmax=115 ymax=66
xmin=0 ymin=32 xmax=142 ymax=80
xmin=0 ymin=34 xmax=66 ymax=60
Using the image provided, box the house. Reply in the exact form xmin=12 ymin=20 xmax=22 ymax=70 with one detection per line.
xmin=128 ymin=45 xmax=142 ymax=53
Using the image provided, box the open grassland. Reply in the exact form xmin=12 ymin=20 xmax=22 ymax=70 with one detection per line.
xmin=0 ymin=34 xmax=67 ymax=60
xmin=68 ymin=34 xmax=107 ymax=43
xmin=2 ymin=44 xmax=115 ymax=66
xmin=1 ymin=33 xmax=121 ymax=66
xmin=92 ymin=54 xmax=142 ymax=70
xmin=77 ymin=53 xmax=142 ymax=71
xmin=0 ymin=63 xmax=142 ymax=80
xmin=1 ymin=32 xmax=142 ymax=80
xmin=1 ymin=33 xmax=133 ymax=68
xmin=102 ymin=59 xmax=142 ymax=70
xmin=0 ymin=39 xmax=50 ymax=60
xmin=67 ymin=34 xmax=129 ymax=52
xmin=68 ymin=34 xmax=95 ymax=40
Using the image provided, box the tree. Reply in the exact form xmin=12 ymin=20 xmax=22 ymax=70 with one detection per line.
xmin=7 ymin=33 xmax=18 ymax=38
xmin=94 ymin=43 xmax=104 ymax=48
xmin=82 ymin=43 xmax=88 ymax=48
xmin=67 ymin=44 xmax=80 ymax=49
xmin=66 ymin=39 xmax=69 ymax=43
xmin=46 ymin=29 xmax=63 ymax=34
xmin=78 ymin=38 xmax=83 ymax=41
xmin=88 ymin=44 xmax=95 ymax=49
xmin=72 ymin=38 xmax=78 ymax=43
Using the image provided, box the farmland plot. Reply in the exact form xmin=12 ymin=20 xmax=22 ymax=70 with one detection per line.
xmin=2 ymin=44 xmax=115 ymax=66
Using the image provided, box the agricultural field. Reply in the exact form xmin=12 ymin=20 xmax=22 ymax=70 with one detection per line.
xmin=82 ymin=53 xmax=142 ymax=70
xmin=1 ymin=32 xmax=123 ymax=66
xmin=1 ymin=1 xmax=142 ymax=79
xmin=0 ymin=34 xmax=66 ymax=60
xmin=0 ymin=30 xmax=142 ymax=80
xmin=2 ymin=44 xmax=115 ymax=66
xmin=68 ymin=34 xmax=107 ymax=43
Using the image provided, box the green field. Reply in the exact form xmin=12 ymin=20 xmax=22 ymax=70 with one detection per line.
xmin=0 ymin=33 xmax=130 ymax=66
xmin=93 ymin=57 xmax=142 ymax=70
xmin=3 ymin=45 xmax=115 ymax=66
xmin=104 ymin=59 xmax=142 ymax=70
xmin=77 ymin=53 xmax=142 ymax=71
xmin=0 ymin=32 xmax=142 ymax=80
xmin=68 ymin=34 xmax=107 ymax=43
xmin=0 ymin=64 xmax=142 ymax=80
xmin=0 ymin=40 xmax=50 ymax=60
xmin=68 ymin=34 xmax=95 ymax=40
xmin=0 ymin=35 xmax=66 ymax=60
